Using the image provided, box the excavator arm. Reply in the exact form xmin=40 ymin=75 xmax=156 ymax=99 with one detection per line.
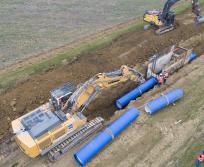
xmin=161 ymin=0 xmax=204 ymax=23
xmin=161 ymin=0 xmax=180 ymax=23
xmin=62 ymin=65 xmax=145 ymax=113
xmin=192 ymin=0 xmax=201 ymax=16
xmin=192 ymin=0 xmax=204 ymax=23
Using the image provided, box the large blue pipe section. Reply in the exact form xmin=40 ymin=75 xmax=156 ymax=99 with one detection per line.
xmin=145 ymin=88 xmax=184 ymax=115
xmin=187 ymin=53 xmax=198 ymax=63
xmin=74 ymin=108 xmax=141 ymax=166
xmin=116 ymin=77 xmax=158 ymax=109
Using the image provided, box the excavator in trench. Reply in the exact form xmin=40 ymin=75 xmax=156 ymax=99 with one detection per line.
xmin=11 ymin=45 xmax=195 ymax=162
xmin=11 ymin=65 xmax=145 ymax=161
xmin=143 ymin=0 xmax=204 ymax=35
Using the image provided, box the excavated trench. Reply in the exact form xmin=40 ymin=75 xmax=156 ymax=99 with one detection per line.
xmin=84 ymin=80 xmax=138 ymax=120
xmin=1 ymin=10 xmax=204 ymax=142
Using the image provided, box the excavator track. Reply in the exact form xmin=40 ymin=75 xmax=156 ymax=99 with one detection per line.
xmin=155 ymin=25 xmax=174 ymax=35
xmin=47 ymin=117 xmax=104 ymax=161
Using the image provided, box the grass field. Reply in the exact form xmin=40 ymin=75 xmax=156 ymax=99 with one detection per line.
xmin=0 ymin=0 xmax=165 ymax=69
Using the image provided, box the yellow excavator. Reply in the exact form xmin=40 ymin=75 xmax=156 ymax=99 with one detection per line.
xmin=11 ymin=45 xmax=196 ymax=162
xmin=143 ymin=0 xmax=204 ymax=35
xmin=11 ymin=65 xmax=144 ymax=161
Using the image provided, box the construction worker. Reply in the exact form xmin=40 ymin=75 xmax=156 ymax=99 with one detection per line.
xmin=157 ymin=71 xmax=169 ymax=85
xmin=196 ymin=150 xmax=204 ymax=167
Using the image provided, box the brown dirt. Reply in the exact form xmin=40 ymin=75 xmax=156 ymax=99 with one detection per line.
xmin=85 ymin=80 xmax=138 ymax=120
xmin=1 ymin=54 xmax=203 ymax=167
xmin=1 ymin=9 xmax=204 ymax=143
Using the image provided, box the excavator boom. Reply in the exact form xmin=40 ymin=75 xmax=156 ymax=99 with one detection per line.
xmin=59 ymin=65 xmax=144 ymax=113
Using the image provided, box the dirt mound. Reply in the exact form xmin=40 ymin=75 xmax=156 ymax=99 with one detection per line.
xmin=1 ymin=10 xmax=204 ymax=142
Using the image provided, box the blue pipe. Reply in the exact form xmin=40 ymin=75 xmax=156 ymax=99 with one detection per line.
xmin=116 ymin=77 xmax=158 ymax=109
xmin=74 ymin=108 xmax=141 ymax=166
xmin=145 ymin=88 xmax=184 ymax=115
xmin=188 ymin=53 xmax=198 ymax=63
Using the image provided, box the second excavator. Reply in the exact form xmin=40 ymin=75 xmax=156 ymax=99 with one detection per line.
xmin=143 ymin=0 xmax=204 ymax=35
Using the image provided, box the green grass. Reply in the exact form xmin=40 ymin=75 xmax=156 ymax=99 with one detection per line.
xmin=178 ymin=71 xmax=204 ymax=121
xmin=174 ymin=95 xmax=204 ymax=166
xmin=175 ymin=129 xmax=204 ymax=167
xmin=175 ymin=4 xmax=191 ymax=14
xmin=166 ymin=68 xmax=204 ymax=166
xmin=0 ymin=2 xmax=201 ymax=93
xmin=175 ymin=0 xmax=204 ymax=14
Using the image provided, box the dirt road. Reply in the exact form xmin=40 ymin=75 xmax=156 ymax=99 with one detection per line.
xmin=1 ymin=8 xmax=204 ymax=167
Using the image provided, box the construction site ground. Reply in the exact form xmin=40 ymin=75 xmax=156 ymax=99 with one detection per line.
xmin=1 ymin=8 xmax=204 ymax=167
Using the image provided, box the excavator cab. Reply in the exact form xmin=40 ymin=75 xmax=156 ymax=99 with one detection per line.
xmin=143 ymin=9 xmax=175 ymax=35
xmin=50 ymin=83 xmax=76 ymax=111
xmin=143 ymin=10 xmax=163 ymax=28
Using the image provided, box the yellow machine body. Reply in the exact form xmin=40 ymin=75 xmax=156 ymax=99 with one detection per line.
xmin=143 ymin=12 xmax=163 ymax=27
xmin=11 ymin=103 xmax=86 ymax=158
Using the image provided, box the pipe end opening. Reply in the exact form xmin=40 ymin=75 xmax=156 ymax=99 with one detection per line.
xmin=145 ymin=105 xmax=152 ymax=115
xmin=74 ymin=154 xmax=84 ymax=167
xmin=116 ymin=101 xmax=123 ymax=109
